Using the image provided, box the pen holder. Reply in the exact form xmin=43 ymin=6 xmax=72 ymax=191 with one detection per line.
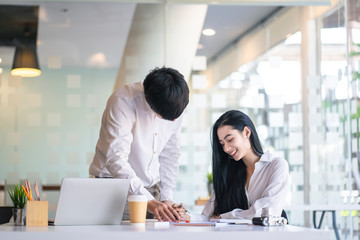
xmin=26 ymin=201 xmax=48 ymax=227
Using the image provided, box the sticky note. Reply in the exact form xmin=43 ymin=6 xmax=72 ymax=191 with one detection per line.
xmin=67 ymin=94 xmax=81 ymax=108
xmin=47 ymin=113 xmax=61 ymax=127
xmin=47 ymin=132 xmax=60 ymax=146
xmin=67 ymin=75 xmax=81 ymax=88
xmin=48 ymin=56 xmax=62 ymax=69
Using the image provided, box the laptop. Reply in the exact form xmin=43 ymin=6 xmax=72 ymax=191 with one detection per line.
xmin=52 ymin=178 xmax=129 ymax=226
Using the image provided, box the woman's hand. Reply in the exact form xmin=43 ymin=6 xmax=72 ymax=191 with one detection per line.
xmin=172 ymin=203 xmax=190 ymax=221
xmin=210 ymin=214 xmax=221 ymax=219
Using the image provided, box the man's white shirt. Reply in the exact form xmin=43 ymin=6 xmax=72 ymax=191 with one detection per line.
xmin=89 ymin=82 xmax=182 ymax=201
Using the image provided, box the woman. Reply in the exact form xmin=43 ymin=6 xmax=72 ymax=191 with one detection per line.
xmin=175 ymin=110 xmax=289 ymax=221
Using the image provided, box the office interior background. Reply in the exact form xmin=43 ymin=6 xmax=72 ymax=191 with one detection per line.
xmin=0 ymin=0 xmax=359 ymax=239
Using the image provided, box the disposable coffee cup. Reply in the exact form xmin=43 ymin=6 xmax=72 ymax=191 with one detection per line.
xmin=128 ymin=195 xmax=148 ymax=225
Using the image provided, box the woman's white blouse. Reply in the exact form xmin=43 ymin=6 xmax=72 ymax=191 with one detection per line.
xmin=191 ymin=152 xmax=289 ymax=221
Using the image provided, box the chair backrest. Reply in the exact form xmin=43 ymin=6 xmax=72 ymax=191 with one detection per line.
xmin=281 ymin=210 xmax=289 ymax=223
xmin=0 ymin=207 xmax=12 ymax=225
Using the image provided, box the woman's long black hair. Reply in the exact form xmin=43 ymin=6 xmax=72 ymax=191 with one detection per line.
xmin=211 ymin=110 xmax=264 ymax=215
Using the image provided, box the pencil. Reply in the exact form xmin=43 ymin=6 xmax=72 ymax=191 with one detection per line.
xmin=21 ymin=185 xmax=32 ymax=201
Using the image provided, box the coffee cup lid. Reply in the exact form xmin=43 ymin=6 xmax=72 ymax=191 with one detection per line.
xmin=128 ymin=195 xmax=148 ymax=202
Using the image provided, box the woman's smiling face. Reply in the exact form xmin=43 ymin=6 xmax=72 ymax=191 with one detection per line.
xmin=217 ymin=125 xmax=251 ymax=161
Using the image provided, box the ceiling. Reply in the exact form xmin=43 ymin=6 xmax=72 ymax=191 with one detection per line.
xmin=197 ymin=5 xmax=282 ymax=63
xmin=0 ymin=1 xmax=135 ymax=68
xmin=0 ymin=2 xmax=294 ymax=71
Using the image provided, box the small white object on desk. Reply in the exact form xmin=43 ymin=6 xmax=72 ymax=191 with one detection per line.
xmin=154 ymin=221 xmax=170 ymax=229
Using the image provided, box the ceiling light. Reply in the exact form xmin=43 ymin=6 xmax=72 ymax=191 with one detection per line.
xmin=11 ymin=44 xmax=41 ymax=77
xmin=202 ymin=28 xmax=216 ymax=36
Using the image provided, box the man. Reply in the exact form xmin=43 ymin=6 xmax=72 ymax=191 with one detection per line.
xmin=89 ymin=67 xmax=189 ymax=222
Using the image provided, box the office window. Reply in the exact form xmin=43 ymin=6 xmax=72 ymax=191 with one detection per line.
xmin=316 ymin=3 xmax=360 ymax=238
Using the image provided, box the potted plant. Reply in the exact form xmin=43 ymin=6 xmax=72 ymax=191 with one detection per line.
xmin=7 ymin=184 xmax=27 ymax=225
xmin=207 ymin=173 xmax=213 ymax=196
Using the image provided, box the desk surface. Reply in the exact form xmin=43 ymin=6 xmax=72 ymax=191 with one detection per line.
xmin=285 ymin=204 xmax=360 ymax=211
xmin=0 ymin=222 xmax=330 ymax=240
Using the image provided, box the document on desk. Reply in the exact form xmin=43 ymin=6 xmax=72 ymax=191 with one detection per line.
xmin=171 ymin=222 xmax=216 ymax=226
xmin=210 ymin=219 xmax=252 ymax=225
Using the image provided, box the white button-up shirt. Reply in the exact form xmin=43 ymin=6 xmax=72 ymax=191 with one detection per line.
xmin=89 ymin=82 xmax=182 ymax=201
xmin=191 ymin=152 xmax=289 ymax=221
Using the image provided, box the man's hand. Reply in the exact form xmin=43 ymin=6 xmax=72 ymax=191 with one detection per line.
xmin=162 ymin=200 xmax=172 ymax=206
xmin=147 ymin=199 xmax=180 ymax=222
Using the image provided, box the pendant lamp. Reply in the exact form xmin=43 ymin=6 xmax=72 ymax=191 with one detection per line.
xmin=11 ymin=44 xmax=41 ymax=77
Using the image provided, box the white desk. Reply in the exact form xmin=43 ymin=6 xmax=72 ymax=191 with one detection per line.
xmin=285 ymin=204 xmax=360 ymax=240
xmin=0 ymin=222 xmax=330 ymax=240
xmin=285 ymin=204 xmax=360 ymax=211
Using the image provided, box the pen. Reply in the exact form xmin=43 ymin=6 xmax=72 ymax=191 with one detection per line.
xmin=25 ymin=180 xmax=33 ymax=201
xmin=34 ymin=182 xmax=40 ymax=201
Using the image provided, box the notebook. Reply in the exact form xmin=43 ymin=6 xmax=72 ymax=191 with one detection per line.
xmin=53 ymin=178 xmax=130 ymax=226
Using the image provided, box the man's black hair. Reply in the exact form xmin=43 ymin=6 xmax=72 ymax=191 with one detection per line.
xmin=143 ymin=67 xmax=189 ymax=121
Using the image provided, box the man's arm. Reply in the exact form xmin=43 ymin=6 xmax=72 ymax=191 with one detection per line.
xmin=101 ymin=97 xmax=180 ymax=222
xmin=99 ymin=97 xmax=154 ymax=200
xmin=158 ymin=116 xmax=183 ymax=202
xmin=147 ymin=116 xmax=183 ymax=222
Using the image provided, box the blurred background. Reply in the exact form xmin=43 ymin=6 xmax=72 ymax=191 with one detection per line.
xmin=0 ymin=0 xmax=360 ymax=239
